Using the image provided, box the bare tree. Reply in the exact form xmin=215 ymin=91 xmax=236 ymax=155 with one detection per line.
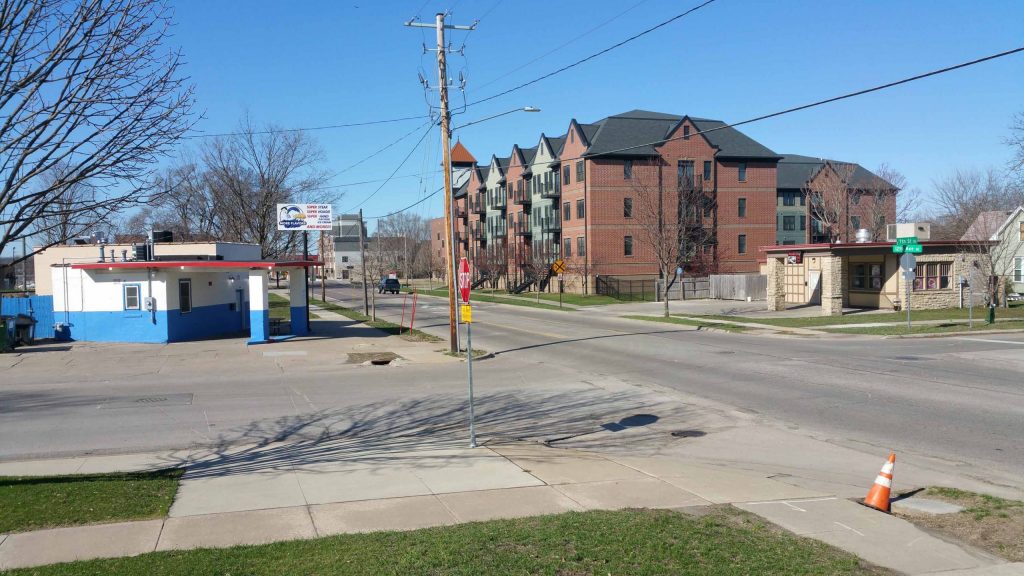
xmin=630 ymin=159 xmax=715 ymax=317
xmin=861 ymin=163 xmax=906 ymax=240
xmin=1007 ymin=111 xmax=1024 ymax=191
xmin=376 ymin=212 xmax=430 ymax=282
xmin=148 ymin=161 xmax=219 ymax=241
xmin=960 ymin=210 xmax=1015 ymax=313
xmin=930 ymin=168 xmax=1022 ymax=240
xmin=0 ymin=0 xmax=194 ymax=262
xmin=201 ymin=117 xmax=334 ymax=258
xmin=806 ymin=162 xmax=856 ymax=243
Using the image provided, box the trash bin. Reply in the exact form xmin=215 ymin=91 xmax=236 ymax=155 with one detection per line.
xmin=54 ymin=322 xmax=71 ymax=341
xmin=988 ymin=303 xmax=996 ymax=324
xmin=0 ymin=316 xmax=12 ymax=352
xmin=13 ymin=314 xmax=36 ymax=346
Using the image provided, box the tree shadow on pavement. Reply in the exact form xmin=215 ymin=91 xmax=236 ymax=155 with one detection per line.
xmin=163 ymin=389 xmax=693 ymax=479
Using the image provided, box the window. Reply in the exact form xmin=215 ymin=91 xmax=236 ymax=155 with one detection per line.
xmin=851 ymin=216 xmax=861 ymax=230
xmin=913 ymin=262 xmax=951 ymax=291
xmin=623 ymin=160 xmax=633 ymax=180
xmin=563 ymin=165 xmax=570 ymax=185
xmin=738 ymin=162 xmax=747 ymax=182
xmin=851 ymin=192 xmax=860 ymax=205
xmin=575 ymin=161 xmax=585 ymax=183
xmin=178 ymin=279 xmax=192 ymax=314
xmin=783 ymin=215 xmax=796 ymax=231
xmin=577 ymin=236 xmax=586 ymax=257
xmin=563 ymin=202 xmax=571 ymax=221
xmin=683 ymin=125 xmax=690 ymax=140
xmin=563 ymin=238 xmax=572 ymax=258
xmin=577 ymin=199 xmax=585 ymax=219
xmin=437 ymin=233 xmax=441 ymax=240
xmin=570 ymin=130 xmax=574 ymax=143
xmin=738 ymin=198 xmax=746 ymax=218
xmin=677 ymin=160 xmax=694 ymax=188
xmin=737 ymin=234 xmax=747 ymax=254
xmin=800 ymin=215 xmax=806 ymax=231
xmin=850 ymin=263 xmax=883 ymax=291
xmin=624 ymin=235 xmax=633 ymax=256
xmin=1015 ymin=257 xmax=1023 ymax=282
xmin=703 ymin=160 xmax=712 ymax=181
xmin=623 ymin=197 xmax=633 ymax=218
xmin=123 ymin=284 xmax=141 ymax=311
xmin=342 ymin=269 xmax=350 ymax=280
xmin=1019 ymin=222 xmax=1024 ymax=241
xmin=341 ymin=256 xmax=349 ymax=263
xmin=800 ymin=192 xmax=806 ymax=206
xmin=782 ymin=192 xmax=795 ymax=207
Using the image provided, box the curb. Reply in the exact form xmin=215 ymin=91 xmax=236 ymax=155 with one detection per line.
xmin=883 ymin=328 xmax=1024 ymax=339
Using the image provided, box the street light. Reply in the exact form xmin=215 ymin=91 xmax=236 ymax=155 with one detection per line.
xmin=441 ymin=105 xmax=540 ymax=353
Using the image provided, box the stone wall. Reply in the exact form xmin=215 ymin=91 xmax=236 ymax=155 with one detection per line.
xmin=766 ymin=257 xmax=786 ymax=311
xmin=820 ymin=255 xmax=845 ymax=316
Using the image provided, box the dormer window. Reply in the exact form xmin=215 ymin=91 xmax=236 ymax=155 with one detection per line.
xmin=683 ymin=125 xmax=690 ymax=140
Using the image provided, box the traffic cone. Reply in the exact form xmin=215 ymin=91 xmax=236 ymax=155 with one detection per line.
xmin=863 ymin=453 xmax=895 ymax=512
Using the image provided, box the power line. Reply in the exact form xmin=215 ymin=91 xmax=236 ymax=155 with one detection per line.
xmin=466 ymin=0 xmax=717 ymax=108
xmin=344 ymin=122 xmax=436 ymax=211
xmin=367 ymin=185 xmax=444 ymax=219
xmin=473 ymin=0 xmax=652 ymax=93
xmin=336 ymin=119 xmax=435 ymax=176
xmin=185 ymin=113 xmax=429 ymax=139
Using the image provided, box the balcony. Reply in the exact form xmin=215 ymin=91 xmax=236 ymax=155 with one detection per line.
xmin=472 ymin=223 xmax=486 ymax=242
xmin=540 ymin=179 xmax=561 ymax=199
xmin=540 ymin=215 xmax=560 ymax=233
xmin=513 ymin=216 xmax=531 ymax=236
xmin=513 ymin=187 xmax=531 ymax=206
xmin=471 ymin=195 xmax=485 ymax=214
xmin=456 ymin=204 xmax=467 ymax=219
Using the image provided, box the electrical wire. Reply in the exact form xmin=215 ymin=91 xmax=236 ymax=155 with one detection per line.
xmin=466 ymin=0 xmax=717 ymax=108
xmin=367 ymin=185 xmax=444 ymax=219
xmin=336 ymin=120 xmax=435 ymax=176
xmin=344 ymin=122 xmax=437 ymax=211
xmin=185 ymin=114 xmax=430 ymax=139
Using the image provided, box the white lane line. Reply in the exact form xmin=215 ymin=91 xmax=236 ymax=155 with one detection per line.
xmin=954 ymin=337 xmax=1024 ymax=345
xmin=743 ymin=496 xmax=838 ymax=506
xmin=834 ymin=521 xmax=865 ymax=536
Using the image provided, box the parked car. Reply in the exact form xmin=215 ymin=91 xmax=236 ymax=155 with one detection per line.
xmin=379 ymin=278 xmax=401 ymax=294
xmin=1007 ymin=292 xmax=1022 ymax=302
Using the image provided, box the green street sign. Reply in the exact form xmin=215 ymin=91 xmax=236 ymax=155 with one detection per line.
xmin=892 ymin=244 xmax=905 ymax=254
xmin=895 ymin=237 xmax=920 ymax=246
xmin=905 ymin=244 xmax=923 ymax=254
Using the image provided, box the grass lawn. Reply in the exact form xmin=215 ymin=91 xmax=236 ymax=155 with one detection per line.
xmin=895 ymin=488 xmax=1024 ymax=562
xmin=624 ymin=315 xmax=750 ymax=333
xmin=409 ymin=287 xmax=570 ymax=311
xmin=0 ymin=470 xmax=182 ymax=534
xmin=697 ymin=303 xmax=1024 ymax=329
xmin=823 ymin=319 xmax=1024 ymax=336
xmin=309 ymin=299 xmax=441 ymax=342
xmin=3 ymin=508 xmax=890 ymax=576
xmin=269 ymin=292 xmax=319 ymax=320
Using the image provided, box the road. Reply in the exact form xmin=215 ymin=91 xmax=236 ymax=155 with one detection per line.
xmin=330 ymin=284 xmax=1024 ymax=486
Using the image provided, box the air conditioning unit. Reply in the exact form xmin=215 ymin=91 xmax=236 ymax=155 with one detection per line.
xmin=885 ymin=223 xmax=931 ymax=242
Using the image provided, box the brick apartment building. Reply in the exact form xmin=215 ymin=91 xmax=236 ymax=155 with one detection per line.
xmin=430 ymin=109 xmax=896 ymax=293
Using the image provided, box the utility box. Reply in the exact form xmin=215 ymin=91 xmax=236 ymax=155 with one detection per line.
xmin=886 ymin=223 xmax=931 ymax=242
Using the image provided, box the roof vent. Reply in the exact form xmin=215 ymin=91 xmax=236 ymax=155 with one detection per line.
xmin=855 ymin=229 xmax=872 ymax=243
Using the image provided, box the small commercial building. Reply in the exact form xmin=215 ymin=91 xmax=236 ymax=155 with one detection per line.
xmin=763 ymin=241 xmax=987 ymax=316
xmin=45 ymin=242 xmax=316 ymax=344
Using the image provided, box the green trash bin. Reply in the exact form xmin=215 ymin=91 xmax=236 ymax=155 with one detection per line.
xmin=0 ymin=316 xmax=11 ymax=353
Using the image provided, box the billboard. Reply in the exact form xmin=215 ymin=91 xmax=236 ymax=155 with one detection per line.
xmin=276 ymin=203 xmax=333 ymax=231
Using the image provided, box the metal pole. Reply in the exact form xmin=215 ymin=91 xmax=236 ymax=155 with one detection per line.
xmin=467 ymin=309 xmax=476 ymax=448
xmin=359 ymin=209 xmax=369 ymax=317
xmin=21 ymin=237 xmax=28 ymax=292
xmin=906 ymin=274 xmax=912 ymax=330
xmin=437 ymin=12 xmax=460 ymax=354
xmin=303 ymin=230 xmax=311 ymax=332
xmin=968 ymin=283 xmax=973 ymax=329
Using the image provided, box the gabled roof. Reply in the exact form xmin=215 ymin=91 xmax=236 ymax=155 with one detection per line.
xmin=545 ymin=134 xmax=567 ymax=158
xmin=776 ymin=154 xmax=895 ymax=190
xmin=519 ymin=147 xmax=538 ymax=165
xmin=962 ymin=207 xmax=1022 ymax=241
xmin=688 ymin=117 xmax=779 ymax=160
xmin=450 ymin=141 xmax=476 ymax=165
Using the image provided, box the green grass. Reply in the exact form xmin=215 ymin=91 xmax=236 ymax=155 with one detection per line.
xmin=823 ymin=319 xmax=1024 ymax=336
xmin=269 ymin=292 xmax=319 ymax=320
xmin=3 ymin=508 xmax=890 ymax=576
xmin=409 ymin=287 xmax=570 ymax=311
xmin=309 ymin=299 xmax=442 ymax=342
xmin=624 ymin=315 xmax=750 ymax=333
xmin=696 ymin=304 xmax=1024 ymax=329
xmin=925 ymin=487 xmax=1024 ymax=521
xmin=0 ymin=470 xmax=182 ymax=534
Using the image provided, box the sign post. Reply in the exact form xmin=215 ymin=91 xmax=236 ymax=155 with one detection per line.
xmin=458 ymin=257 xmax=476 ymax=448
xmin=277 ymin=204 xmax=333 ymax=334
xmin=900 ymin=252 xmax=917 ymax=330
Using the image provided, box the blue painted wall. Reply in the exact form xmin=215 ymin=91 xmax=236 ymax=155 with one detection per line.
xmin=249 ymin=308 xmax=269 ymax=343
xmin=1 ymin=296 xmax=55 ymax=339
xmin=289 ymin=306 xmax=308 ymax=336
xmin=167 ymin=302 xmax=248 ymax=342
xmin=63 ymin=310 xmax=168 ymax=343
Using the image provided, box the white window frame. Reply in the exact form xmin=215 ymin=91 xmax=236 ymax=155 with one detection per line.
xmin=123 ymin=284 xmax=141 ymax=311
xmin=1014 ymin=256 xmax=1023 ymax=282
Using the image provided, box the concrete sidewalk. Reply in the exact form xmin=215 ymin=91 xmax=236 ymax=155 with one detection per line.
xmin=0 ymin=441 xmax=1014 ymax=574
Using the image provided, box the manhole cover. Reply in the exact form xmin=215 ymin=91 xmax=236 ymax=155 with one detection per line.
xmin=100 ymin=393 xmax=194 ymax=409
xmin=347 ymin=351 xmax=401 ymax=365
xmin=670 ymin=430 xmax=707 ymax=438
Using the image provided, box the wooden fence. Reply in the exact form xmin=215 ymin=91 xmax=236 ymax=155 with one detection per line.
xmin=655 ymin=277 xmax=710 ymax=301
xmin=709 ymin=274 xmax=767 ymax=301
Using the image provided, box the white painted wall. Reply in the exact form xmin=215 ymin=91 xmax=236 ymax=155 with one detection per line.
xmin=162 ymin=269 xmax=249 ymax=310
xmin=51 ymin=267 xmax=168 ymax=313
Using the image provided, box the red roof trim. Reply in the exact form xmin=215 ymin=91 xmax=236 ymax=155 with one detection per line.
xmin=68 ymin=260 xmax=321 ymax=270
xmin=760 ymin=240 xmax=990 ymax=253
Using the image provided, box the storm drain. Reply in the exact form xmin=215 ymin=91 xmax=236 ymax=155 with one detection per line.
xmin=100 ymin=393 xmax=194 ymax=409
xmin=346 ymin=351 xmax=401 ymax=365
xmin=670 ymin=429 xmax=707 ymax=438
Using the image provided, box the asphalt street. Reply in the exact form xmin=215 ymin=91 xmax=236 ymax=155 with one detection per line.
xmin=331 ymin=284 xmax=1024 ymax=487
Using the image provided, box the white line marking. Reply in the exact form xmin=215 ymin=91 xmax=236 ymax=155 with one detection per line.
xmin=954 ymin=337 xmax=1024 ymax=345
xmin=834 ymin=521 xmax=865 ymax=536
xmin=783 ymin=502 xmax=807 ymax=512
xmin=743 ymin=496 xmax=838 ymax=506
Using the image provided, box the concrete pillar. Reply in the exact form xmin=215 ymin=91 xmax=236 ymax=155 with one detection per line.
xmin=289 ymin=266 xmax=309 ymax=336
xmin=766 ymin=257 xmax=786 ymax=312
xmin=248 ymin=268 xmax=270 ymax=343
xmin=820 ymin=256 xmax=844 ymax=316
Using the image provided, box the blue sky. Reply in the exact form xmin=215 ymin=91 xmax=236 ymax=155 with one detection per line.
xmin=169 ymin=0 xmax=1024 ymax=228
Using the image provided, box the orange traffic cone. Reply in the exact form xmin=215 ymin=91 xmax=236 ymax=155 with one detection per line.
xmin=863 ymin=453 xmax=895 ymax=512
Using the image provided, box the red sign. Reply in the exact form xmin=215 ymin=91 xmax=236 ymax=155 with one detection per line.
xmin=458 ymin=257 xmax=471 ymax=303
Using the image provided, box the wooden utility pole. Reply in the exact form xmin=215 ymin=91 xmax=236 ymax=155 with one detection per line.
xmin=406 ymin=12 xmax=476 ymax=353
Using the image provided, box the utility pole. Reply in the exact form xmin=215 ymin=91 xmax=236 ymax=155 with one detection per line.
xmin=358 ymin=209 xmax=369 ymax=316
xmin=405 ymin=12 xmax=476 ymax=354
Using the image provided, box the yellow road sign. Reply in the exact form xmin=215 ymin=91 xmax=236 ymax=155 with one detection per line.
xmin=460 ymin=304 xmax=472 ymax=323
xmin=551 ymin=259 xmax=566 ymax=274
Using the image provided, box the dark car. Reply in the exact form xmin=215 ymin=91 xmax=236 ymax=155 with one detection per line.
xmin=379 ymin=278 xmax=401 ymax=294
